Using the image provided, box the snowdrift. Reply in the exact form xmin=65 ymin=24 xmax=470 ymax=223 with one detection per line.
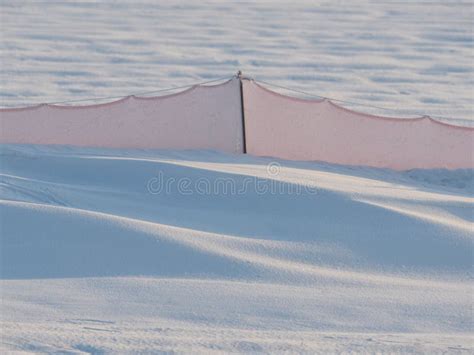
xmin=1 ymin=145 xmax=472 ymax=352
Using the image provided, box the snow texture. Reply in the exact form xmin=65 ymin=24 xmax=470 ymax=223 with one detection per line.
xmin=0 ymin=0 xmax=473 ymax=123
xmin=1 ymin=144 xmax=473 ymax=353
xmin=0 ymin=0 xmax=473 ymax=353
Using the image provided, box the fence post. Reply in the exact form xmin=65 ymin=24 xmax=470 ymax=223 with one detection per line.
xmin=237 ymin=70 xmax=247 ymax=154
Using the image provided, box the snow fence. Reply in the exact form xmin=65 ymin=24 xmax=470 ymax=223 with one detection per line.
xmin=0 ymin=78 xmax=244 ymax=154
xmin=242 ymin=79 xmax=473 ymax=170
xmin=1 ymin=76 xmax=473 ymax=170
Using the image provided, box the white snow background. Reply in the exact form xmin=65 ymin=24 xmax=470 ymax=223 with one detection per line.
xmin=0 ymin=0 xmax=473 ymax=121
xmin=0 ymin=1 xmax=473 ymax=353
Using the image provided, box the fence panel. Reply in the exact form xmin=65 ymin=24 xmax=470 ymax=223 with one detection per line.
xmin=0 ymin=78 xmax=244 ymax=154
xmin=242 ymin=80 xmax=473 ymax=170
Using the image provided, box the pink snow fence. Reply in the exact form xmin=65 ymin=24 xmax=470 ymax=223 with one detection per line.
xmin=242 ymin=79 xmax=474 ymax=170
xmin=1 ymin=76 xmax=473 ymax=170
xmin=0 ymin=78 xmax=244 ymax=154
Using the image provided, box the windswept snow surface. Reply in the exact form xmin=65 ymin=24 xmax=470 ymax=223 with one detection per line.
xmin=1 ymin=145 xmax=473 ymax=353
xmin=1 ymin=0 xmax=473 ymax=123
xmin=1 ymin=0 xmax=473 ymax=352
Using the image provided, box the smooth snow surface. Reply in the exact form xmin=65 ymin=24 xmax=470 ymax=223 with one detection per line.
xmin=0 ymin=1 xmax=473 ymax=122
xmin=1 ymin=145 xmax=473 ymax=353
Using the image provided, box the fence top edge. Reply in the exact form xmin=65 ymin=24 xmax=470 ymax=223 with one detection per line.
xmin=0 ymin=76 xmax=236 ymax=112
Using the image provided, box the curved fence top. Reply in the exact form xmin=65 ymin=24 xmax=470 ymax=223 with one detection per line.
xmin=251 ymin=80 xmax=473 ymax=129
xmin=0 ymin=77 xmax=235 ymax=111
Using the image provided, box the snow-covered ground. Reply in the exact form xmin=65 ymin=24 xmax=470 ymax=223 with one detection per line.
xmin=1 ymin=0 xmax=473 ymax=353
xmin=1 ymin=0 xmax=473 ymax=121
xmin=1 ymin=145 xmax=473 ymax=353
